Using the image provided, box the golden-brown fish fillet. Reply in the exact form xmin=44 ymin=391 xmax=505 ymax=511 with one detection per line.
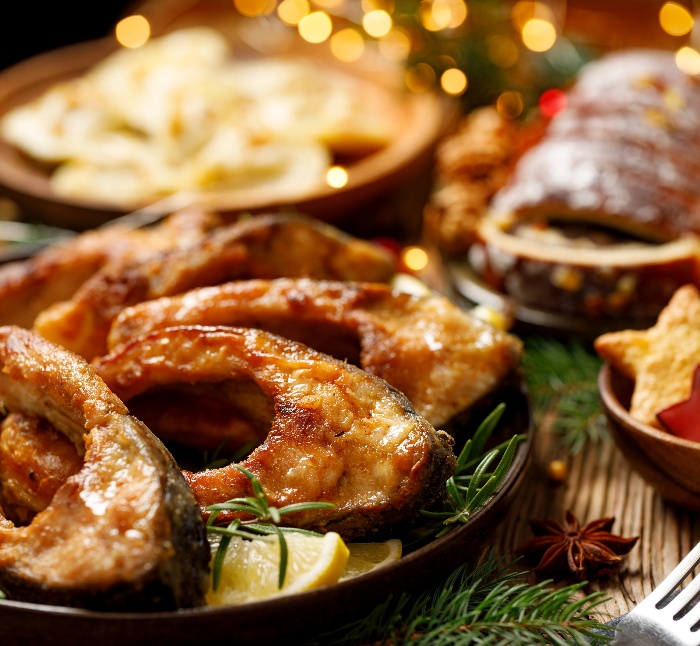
xmin=0 ymin=326 xmax=209 ymax=609
xmin=34 ymin=214 xmax=396 ymax=360
xmin=107 ymin=278 xmax=522 ymax=429
xmin=93 ymin=326 xmax=456 ymax=540
xmin=0 ymin=209 xmax=221 ymax=328
xmin=0 ymin=412 xmax=82 ymax=525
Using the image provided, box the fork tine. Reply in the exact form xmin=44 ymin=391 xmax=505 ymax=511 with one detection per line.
xmin=641 ymin=541 xmax=700 ymax=609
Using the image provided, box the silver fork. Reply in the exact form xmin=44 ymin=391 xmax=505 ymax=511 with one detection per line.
xmin=613 ymin=540 xmax=700 ymax=645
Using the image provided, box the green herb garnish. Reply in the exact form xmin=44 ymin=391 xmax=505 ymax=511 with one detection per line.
xmin=205 ymin=465 xmax=334 ymax=590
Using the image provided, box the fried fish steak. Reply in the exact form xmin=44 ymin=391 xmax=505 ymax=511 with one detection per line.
xmin=93 ymin=326 xmax=457 ymax=540
xmin=34 ymin=214 xmax=396 ymax=360
xmin=107 ymin=278 xmax=523 ymax=429
xmin=0 ymin=326 xmax=209 ymax=610
xmin=0 ymin=209 xmax=221 ymax=328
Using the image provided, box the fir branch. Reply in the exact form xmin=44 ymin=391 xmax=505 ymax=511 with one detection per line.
xmin=522 ymin=336 xmax=608 ymax=454
xmin=306 ymin=553 xmax=612 ymax=645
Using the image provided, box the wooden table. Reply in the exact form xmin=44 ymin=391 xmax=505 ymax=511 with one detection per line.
xmin=489 ymin=367 xmax=700 ymax=624
xmin=418 ymin=248 xmax=700 ymax=627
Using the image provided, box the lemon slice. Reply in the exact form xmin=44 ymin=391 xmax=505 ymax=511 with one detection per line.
xmin=206 ymin=532 xmax=350 ymax=606
xmin=340 ymin=539 xmax=402 ymax=581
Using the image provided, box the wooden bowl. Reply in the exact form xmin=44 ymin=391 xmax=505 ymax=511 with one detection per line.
xmin=598 ymin=362 xmax=700 ymax=511
xmin=0 ymin=35 xmax=453 ymax=232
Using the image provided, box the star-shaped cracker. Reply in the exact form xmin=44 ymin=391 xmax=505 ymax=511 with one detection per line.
xmin=594 ymin=284 xmax=700 ymax=428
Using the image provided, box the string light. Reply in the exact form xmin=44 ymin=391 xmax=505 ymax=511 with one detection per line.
xmin=298 ymin=11 xmax=333 ymax=43
xmin=277 ymin=0 xmax=310 ymax=25
xmin=363 ymin=10 xmax=392 ymax=38
xmin=676 ymin=46 xmax=700 ymax=74
xmin=234 ymin=0 xmax=276 ymax=17
xmin=659 ymin=2 xmax=694 ymax=36
xmin=115 ymin=15 xmax=151 ymax=48
xmin=326 ymin=166 xmax=349 ymax=188
xmin=378 ymin=29 xmax=411 ymax=62
xmin=441 ymin=68 xmax=468 ymax=95
xmin=496 ymin=90 xmax=524 ymax=119
xmin=330 ymin=28 xmax=365 ymax=61
xmin=521 ymin=18 xmax=557 ymax=52
xmin=402 ymin=246 xmax=429 ymax=271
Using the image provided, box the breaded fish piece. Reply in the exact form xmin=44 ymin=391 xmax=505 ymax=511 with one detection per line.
xmin=107 ymin=278 xmax=523 ymax=429
xmin=0 ymin=209 xmax=221 ymax=328
xmin=34 ymin=214 xmax=396 ymax=360
xmin=93 ymin=326 xmax=456 ymax=540
xmin=0 ymin=326 xmax=209 ymax=609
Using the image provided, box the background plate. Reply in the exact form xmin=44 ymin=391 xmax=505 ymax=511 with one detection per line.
xmin=0 ymin=379 xmax=531 ymax=646
xmin=0 ymin=35 xmax=452 ymax=233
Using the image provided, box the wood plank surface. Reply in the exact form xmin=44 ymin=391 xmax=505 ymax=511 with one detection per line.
xmin=490 ymin=409 xmax=700 ymax=622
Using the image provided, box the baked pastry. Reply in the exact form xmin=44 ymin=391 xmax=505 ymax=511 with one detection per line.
xmin=594 ymin=284 xmax=700 ymax=428
xmin=431 ymin=49 xmax=700 ymax=325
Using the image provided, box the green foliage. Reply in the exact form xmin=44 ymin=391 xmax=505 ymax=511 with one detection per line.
xmin=522 ymin=336 xmax=608 ymax=454
xmin=307 ymin=553 xmax=612 ymax=645
xmin=417 ymin=404 xmax=525 ymax=540
xmin=205 ymin=466 xmax=334 ymax=590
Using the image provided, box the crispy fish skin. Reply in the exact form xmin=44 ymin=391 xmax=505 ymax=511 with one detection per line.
xmin=34 ymin=214 xmax=395 ymax=361
xmin=0 ymin=412 xmax=82 ymax=524
xmin=94 ymin=326 xmax=457 ymax=540
xmin=107 ymin=278 xmax=523 ymax=428
xmin=0 ymin=209 xmax=221 ymax=329
xmin=0 ymin=326 xmax=209 ymax=610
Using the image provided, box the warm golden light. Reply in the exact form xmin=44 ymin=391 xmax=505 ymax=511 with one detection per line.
xmin=419 ymin=0 xmax=467 ymax=32
xmin=277 ymin=0 xmax=310 ymax=25
xmin=402 ymin=246 xmax=430 ymax=272
xmin=405 ymin=63 xmax=436 ymax=93
xmin=488 ymin=35 xmax=519 ymax=68
xmin=299 ymin=11 xmax=333 ymax=43
xmin=115 ymin=15 xmax=151 ymax=49
xmin=496 ymin=90 xmax=524 ymax=118
xmin=234 ymin=0 xmax=277 ymax=17
xmin=511 ymin=1 xmax=554 ymax=30
xmin=378 ymin=29 xmax=412 ymax=62
xmin=363 ymin=10 xmax=392 ymax=38
xmin=330 ymin=28 xmax=365 ymax=62
xmin=660 ymin=2 xmax=694 ymax=36
xmin=326 ymin=166 xmax=349 ymax=188
xmin=314 ymin=0 xmax=344 ymax=8
xmin=676 ymin=46 xmax=700 ymax=74
xmin=521 ymin=18 xmax=557 ymax=52
xmin=440 ymin=68 xmax=467 ymax=95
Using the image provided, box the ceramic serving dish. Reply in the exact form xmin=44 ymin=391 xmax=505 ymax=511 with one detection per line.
xmin=0 ymin=379 xmax=531 ymax=646
xmin=598 ymin=362 xmax=700 ymax=512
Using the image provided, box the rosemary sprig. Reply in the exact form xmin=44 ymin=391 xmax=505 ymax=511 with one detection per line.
xmin=205 ymin=465 xmax=334 ymax=590
xmin=306 ymin=552 xmax=612 ymax=645
xmin=522 ymin=336 xmax=608 ymax=454
xmin=411 ymin=404 xmax=525 ymax=543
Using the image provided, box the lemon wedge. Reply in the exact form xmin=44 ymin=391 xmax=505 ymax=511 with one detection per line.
xmin=206 ymin=532 xmax=350 ymax=606
xmin=340 ymin=539 xmax=402 ymax=581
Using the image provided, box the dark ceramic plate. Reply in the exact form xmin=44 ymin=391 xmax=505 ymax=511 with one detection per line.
xmin=446 ymin=258 xmax=656 ymax=339
xmin=0 ymin=380 xmax=532 ymax=646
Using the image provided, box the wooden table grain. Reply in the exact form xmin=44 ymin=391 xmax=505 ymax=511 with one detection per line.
xmin=490 ymin=410 xmax=700 ymax=623
xmin=418 ymin=247 xmax=700 ymax=626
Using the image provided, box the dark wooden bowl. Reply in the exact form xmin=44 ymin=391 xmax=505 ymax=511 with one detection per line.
xmin=599 ymin=363 xmax=700 ymax=511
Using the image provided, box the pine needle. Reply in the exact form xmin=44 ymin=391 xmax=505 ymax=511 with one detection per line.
xmin=305 ymin=553 xmax=612 ymax=645
xmin=522 ymin=336 xmax=608 ymax=454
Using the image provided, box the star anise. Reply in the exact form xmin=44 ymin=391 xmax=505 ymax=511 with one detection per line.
xmin=516 ymin=510 xmax=639 ymax=581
